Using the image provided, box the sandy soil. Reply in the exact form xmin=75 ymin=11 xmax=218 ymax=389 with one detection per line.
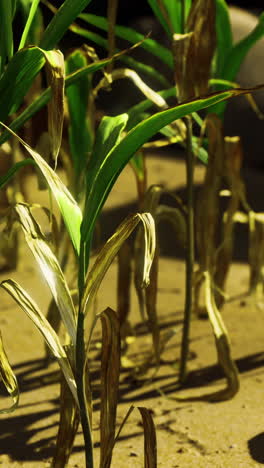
xmin=1 ymin=151 xmax=264 ymax=467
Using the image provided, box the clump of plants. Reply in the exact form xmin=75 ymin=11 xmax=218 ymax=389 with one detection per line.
xmin=0 ymin=0 xmax=264 ymax=467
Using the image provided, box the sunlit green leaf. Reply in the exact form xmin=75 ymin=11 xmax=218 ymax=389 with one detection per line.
xmin=14 ymin=203 xmax=77 ymax=344
xmin=18 ymin=0 xmax=41 ymax=50
xmin=86 ymin=113 xmax=128 ymax=187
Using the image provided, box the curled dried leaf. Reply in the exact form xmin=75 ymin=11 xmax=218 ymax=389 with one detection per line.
xmin=99 ymin=307 xmax=121 ymax=468
xmin=0 ymin=333 xmax=19 ymax=413
xmin=138 ymin=406 xmax=157 ymax=468
xmin=81 ymin=213 xmax=156 ymax=344
xmin=204 ymin=271 xmax=239 ymax=401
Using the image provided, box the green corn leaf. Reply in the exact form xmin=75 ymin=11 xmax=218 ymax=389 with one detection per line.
xmin=126 ymin=87 xmax=177 ymax=131
xmin=66 ymin=50 xmax=93 ymax=191
xmin=210 ymin=11 xmax=264 ymax=117
xmin=79 ymin=13 xmax=174 ymax=69
xmin=0 ymin=158 xmax=35 ymax=189
xmin=0 ymin=0 xmax=14 ymax=74
xmin=0 ymin=333 xmax=19 ymax=413
xmin=40 ymin=0 xmax=93 ymax=50
xmin=221 ymin=13 xmax=264 ymax=81
xmin=81 ymin=85 xmax=264 ymax=246
xmin=213 ymin=0 xmax=233 ymax=78
xmin=0 ymin=53 xmax=123 ymax=146
xmin=14 ymin=203 xmax=77 ymax=345
xmin=222 ymin=11 xmax=264 ymax=82
xmin=18 ymin=0 xmax=41 ymax=50
xmin=0 ymin=121 xmax=83 ymax=254
xmin=81 ymin=213 xmax=156 ymax=343
xmin=0 ymin=279 xmax=77 ymax=402
xmin=86 ymin=113 xmax=128 ymax=187
xmin=0 ymin=46 xmax=45 ymax=120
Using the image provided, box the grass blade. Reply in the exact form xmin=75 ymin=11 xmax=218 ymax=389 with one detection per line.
xmin=99 ymin=307 xmax=121 ymax=468
xmin=18 ymin=0 xmax=41 ymax=50
xmin=0 ymin=46 xmax=45 ymax=120
xmin=213 ymin=0 xmax=233 ymax=77
xmin=14 ymin=203 xmax=77 ymax=345
xmin=222 ymin=11 xmax=264 ymax=82
xmin=0 ymin=279 xmax=77 ymax=402
xmin=40 ymin=0 xmax=93 ymax=50
xmin=0 ymin=121 xmax=82 ymax=254
xmin=0 ymin=333 xmax=19 ymax=413
xmin=85 ymin=113 xmax=128 ymax=190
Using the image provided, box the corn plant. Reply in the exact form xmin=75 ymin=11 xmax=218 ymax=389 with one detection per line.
xmin=1 ymin=0 xmax=264 ymax=465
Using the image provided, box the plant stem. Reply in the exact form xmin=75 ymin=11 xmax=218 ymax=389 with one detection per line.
xmin=76 ymin=309 xmax=94 ymax=468
xmin=179 ymin=115 xmax=194 ymax=383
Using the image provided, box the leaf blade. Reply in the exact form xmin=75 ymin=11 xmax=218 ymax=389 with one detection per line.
xmin=0 ymin=279 xmax=77 ymax=402
xmin=0 ymin=333 xmax=19 ymax=414
xmin=40 ymin=0 xmax=93 ymax=50
xmin=14 ymin=203 xmax=77 ymax=345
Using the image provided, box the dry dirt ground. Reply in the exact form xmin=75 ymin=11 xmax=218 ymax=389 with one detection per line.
xmin=1 ymin=151 xmax=264 ymax=467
